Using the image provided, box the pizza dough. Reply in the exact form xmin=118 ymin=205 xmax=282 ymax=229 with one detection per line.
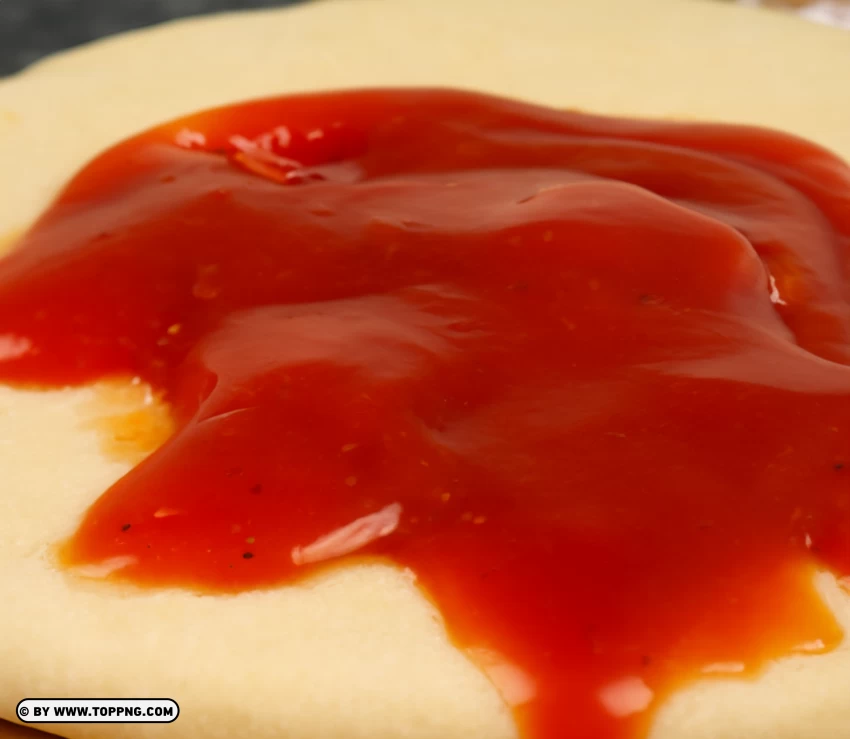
xmin=0 ymin=1 xmax=849 ymax=737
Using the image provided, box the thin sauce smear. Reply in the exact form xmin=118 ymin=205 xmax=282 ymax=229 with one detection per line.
xmin=1 ymin=89 xmax=850 ymax=739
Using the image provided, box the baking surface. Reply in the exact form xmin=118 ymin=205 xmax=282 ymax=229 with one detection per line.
xmin=0 ymin=1 xmax=849 ymax=738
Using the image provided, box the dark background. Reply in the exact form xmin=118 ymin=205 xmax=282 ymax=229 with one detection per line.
xmin=0 ymin=0 xmax=304 ymax=77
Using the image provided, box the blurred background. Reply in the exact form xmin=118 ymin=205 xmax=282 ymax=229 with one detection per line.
xmin=0 ymin=0 xmax=304 ymax=76
xmin=0 ymin=0 xmax=848 ymax=78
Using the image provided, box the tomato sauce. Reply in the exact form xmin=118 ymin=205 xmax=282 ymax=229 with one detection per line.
xmin=1 ymin=89 xmax=849 ymax=738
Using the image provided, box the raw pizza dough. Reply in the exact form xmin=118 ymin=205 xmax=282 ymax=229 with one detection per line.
xmin=1 ymin=0 xmax=849 ymax=737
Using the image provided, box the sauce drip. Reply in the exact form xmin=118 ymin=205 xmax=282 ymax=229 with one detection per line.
xmin=1 ymin=89 xmax=850 ymax=738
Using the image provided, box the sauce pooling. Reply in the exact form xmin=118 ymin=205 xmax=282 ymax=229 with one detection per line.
xmin=2 ymin=89 xmax=850 ymax=739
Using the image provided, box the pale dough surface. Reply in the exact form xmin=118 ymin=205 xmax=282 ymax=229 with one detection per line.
xmin=0 ymin=1 xmax=849 ymax=737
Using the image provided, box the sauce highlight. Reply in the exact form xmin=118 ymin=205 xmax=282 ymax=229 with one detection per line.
xmin=1 ymin=89 xmax=849 ymax=738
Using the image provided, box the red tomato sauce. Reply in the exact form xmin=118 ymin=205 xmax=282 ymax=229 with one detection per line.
xmin=1 ymin=89 xmax=850 ymax=738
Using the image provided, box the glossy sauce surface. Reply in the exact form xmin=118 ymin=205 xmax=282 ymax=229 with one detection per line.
xmin=2 ymin=90 xmax=850 ymax=738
